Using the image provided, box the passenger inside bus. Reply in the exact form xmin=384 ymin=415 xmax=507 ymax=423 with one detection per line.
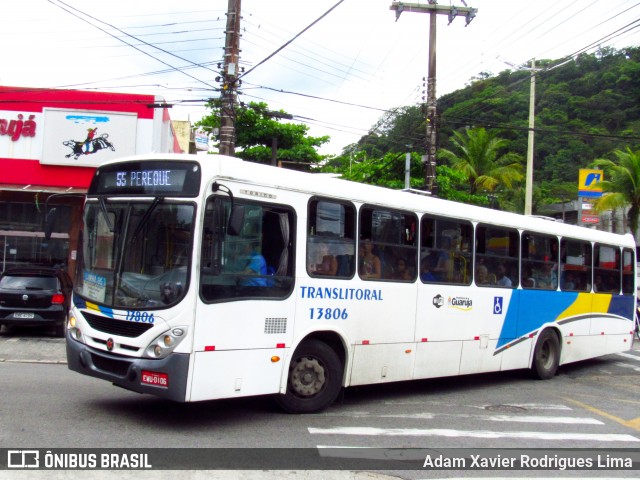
xmin=240 ymin=242 xmax=268 ymax=286
xmin=431 ymin=235 xmax=455 ymax=281
xmin=420 ymin=254 xmax=437 ymax=282
xmin=495 ymin=262 xmax=512 ymax=287
xmin=359 ymin=239 xmax=381 ymax=279
xmin=392 ymin=256 xmax=412 ymax=280
xmin=561 ymin=270 xmax=576 ymax=290
xmin=312 ymin=245 xmax=338 ymax=276
xmin=536 ymin=262 xmax=557 ymax=289
xmin=522 ymin=265 xmax=536 ymax=288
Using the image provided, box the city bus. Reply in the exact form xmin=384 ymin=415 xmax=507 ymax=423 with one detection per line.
xmin=65 ymin=153 xmax=637 ymax=413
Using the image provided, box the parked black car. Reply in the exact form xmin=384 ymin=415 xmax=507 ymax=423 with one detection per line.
xmin=0 ymin=267 xmax=72 ymax=337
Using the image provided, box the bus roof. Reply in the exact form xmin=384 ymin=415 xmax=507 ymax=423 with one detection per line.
xmin=98 ymin=153 xmax=636 ymax=248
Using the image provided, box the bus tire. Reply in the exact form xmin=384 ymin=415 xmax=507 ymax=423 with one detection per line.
xmin=531 ymin=329 xmax=560 ymax=380
xmin=275 ymin=339 xmax=343 ymax=414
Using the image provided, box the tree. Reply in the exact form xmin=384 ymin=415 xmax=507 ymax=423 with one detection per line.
xmin=320 ymin=151 xmax=423 ymax=189
xmin=436 ymin=127 xmax=524 ymax=195
xmin=196 ymin=101 xmax=329 ymax=170
xmin=591 ymin=147 xmax=640 ymax=241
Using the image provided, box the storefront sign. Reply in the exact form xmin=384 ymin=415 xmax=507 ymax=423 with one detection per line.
xmin=581 ymin=215 xmax=599 ymax=224
xmin=41 ymin=108 xmax=138 ymax=167
xmin=0 ymin=113 xmax=36 ymax=141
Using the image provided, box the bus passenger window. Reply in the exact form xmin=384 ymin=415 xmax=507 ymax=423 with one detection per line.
xmin=475 ymin=224 xmax=518 ymax=288
xmin=521 ymin=232 xmax=558 ymax=290
xmin=420 ymin=215 xmax=472 ymax=285
xmin=307 ymin=199 xmax=356 ymax=279
xmin=594 ymin=244 xmax=621 ymax=293
xmin=358 ymin=206 xmax=417 ymax=282
xmin=560 ymin=238 xmax=591 ymax=292
xmin=199 ymin=197 xmax=295 ymax=302
xmin=622 ymin=248 xmax=635 ymax=295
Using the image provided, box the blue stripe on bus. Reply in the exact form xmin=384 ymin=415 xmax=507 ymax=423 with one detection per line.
xmin=497 ymin=291 xmax=634 ymax=350
xmin=609 ymin=294 xmax=635 ymax=320
xmin=73 ymin=296 xmax=115 ymax=318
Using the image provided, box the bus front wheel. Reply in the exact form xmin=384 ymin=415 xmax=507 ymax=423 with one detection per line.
xmin=531 ymin=329 xmax=560 ymax=380
xmin=275 ymin=339 xmax=342 ymax=414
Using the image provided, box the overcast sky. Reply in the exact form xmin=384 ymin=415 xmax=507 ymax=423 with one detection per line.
xmin=2 ymin=0 xmax=639 ymax=155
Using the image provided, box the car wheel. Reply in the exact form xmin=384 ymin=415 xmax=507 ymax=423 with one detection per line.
xmin=55 ymin=317 xmax=68 ymax=338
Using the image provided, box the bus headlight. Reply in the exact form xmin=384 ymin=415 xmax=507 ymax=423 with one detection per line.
xmin=145 ymin=327 xmax=188 ymax=359
xmin=68 ymin=315 xmax=83 ymax=341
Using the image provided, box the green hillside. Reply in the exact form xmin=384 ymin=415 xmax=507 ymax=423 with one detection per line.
xmin=438 ymin=46 xmax=640 ymax=184
xmin=331 ymin=46 xmax=640 ymax=212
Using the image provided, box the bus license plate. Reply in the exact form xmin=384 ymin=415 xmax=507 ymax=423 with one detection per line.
xmin=141 ymin=370 xmax=169 ymax=388
xmin=14 ymin=313 xmax=34 ymax=319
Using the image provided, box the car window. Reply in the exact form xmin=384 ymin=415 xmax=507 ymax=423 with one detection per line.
xmin=0 ymin=275 xmax=58 ymax=290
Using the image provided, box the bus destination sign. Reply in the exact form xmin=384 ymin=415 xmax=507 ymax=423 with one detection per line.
xmin=90 ymin=160 xmax=201 ymax=197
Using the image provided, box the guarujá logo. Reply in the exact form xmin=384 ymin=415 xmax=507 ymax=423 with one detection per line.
xmin=448 ymin=296 xmax=473 ymax=311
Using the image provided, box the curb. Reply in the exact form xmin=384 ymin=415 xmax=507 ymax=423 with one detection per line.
xmin=0 ymin=358 xmax=67 ymax=364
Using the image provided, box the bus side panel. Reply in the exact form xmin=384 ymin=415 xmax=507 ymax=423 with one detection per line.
xmin=413 ymin=341 xmax=462 ymax=379
xmin=559 ymin=292 xmax=632 ymax=363
xmin=295 ymin=281 xmax=416 ymax=344
xmin=193 ymin=300 xmax=295 ymax=351
xmin=459 ymin=288 xmax=522 ymax=375
xmin=189 ymin=348 xmax=285 ymax=402
xmin=497 ymin=289 xmax=534 ymax=371
xmin=349 ymin=343 xmax=415 ymax=386
xmin=415 ymin=285 xmax=475 ymax=342
xmin=590 ymin=293 xmax=634 ymax=336
xmin=189 ymin=300 xmax=295 ymax=401
xmin=296 ymin=280 xmax=417 ymax=388
xmin=579 ymin=293 xmax=634 ymax=361
xmin=514 ymin=290 xmax=577 ymax=338
xmin=459 ymin=338 xmax=503 ymax=375
xmin=498 ymin=338 xmax=534 ymax=371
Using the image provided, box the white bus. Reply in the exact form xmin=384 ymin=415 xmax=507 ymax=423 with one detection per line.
xmin=66 ymin=153 xmax=637 ymax=413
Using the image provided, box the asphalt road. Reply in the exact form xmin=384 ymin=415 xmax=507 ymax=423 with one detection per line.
xmin=3 ymin=328 xmax=640 ymax=479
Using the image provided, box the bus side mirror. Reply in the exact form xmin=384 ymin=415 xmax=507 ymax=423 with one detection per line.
xmin=228 ymin=206 xmax=245 ymax=236
xmin=44 ymin=208 xmax=57 ymax=240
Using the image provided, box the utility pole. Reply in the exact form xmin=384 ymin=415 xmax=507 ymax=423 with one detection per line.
xmin=525 ymin=58 xmax=536 ymax=216
xmin=219 ymin=0 xmax=242 ymax=156
xmin=390 ymin=1 xmax=476 ymax=195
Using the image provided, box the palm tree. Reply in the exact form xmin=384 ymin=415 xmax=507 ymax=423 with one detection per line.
xmin=591 ymin=147 xmax=640 ymax=242
xmin=437 ymin=127 xmax=524 ymax=196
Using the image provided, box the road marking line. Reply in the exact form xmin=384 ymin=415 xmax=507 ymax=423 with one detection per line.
xmin=385 ymin=401 xmax=572 ymax=410
xmin=317 ymin=411 xmax=602 ymax=425
xmin=308 ymin=426 xmax=638 ymax=441
xmin=613 ymin=361 xmax=640 ymax=372
xmin=617 ymin=352 xmax=640 ymax=362
xmin=566 ymin=397 xmax=640 ymax=432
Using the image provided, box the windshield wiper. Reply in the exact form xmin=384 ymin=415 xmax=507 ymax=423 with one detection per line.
xmin=99 ymin=197 xmax=114 ymax=232
xmin=129 ymin=197 xmax=162 ymax=244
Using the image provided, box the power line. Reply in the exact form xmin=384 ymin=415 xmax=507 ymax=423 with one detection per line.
xmin=47 ymin=0 xmax=216 ymax=90
xmin=240 ymin=0 xmax=345 ymax=79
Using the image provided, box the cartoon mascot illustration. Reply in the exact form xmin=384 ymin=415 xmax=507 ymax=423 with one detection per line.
xmin=63 ymin=128 xmax=115 ymax=160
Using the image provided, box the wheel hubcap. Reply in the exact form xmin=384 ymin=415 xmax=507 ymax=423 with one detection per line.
xmin=290 ymin=357 xmax=326 ymax=397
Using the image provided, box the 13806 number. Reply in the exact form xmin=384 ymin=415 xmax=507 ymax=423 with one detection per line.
xmin=125 ymin=310 xmax=155 ymax=323
xmin=309 ymin=307 xmax=348 ymax=320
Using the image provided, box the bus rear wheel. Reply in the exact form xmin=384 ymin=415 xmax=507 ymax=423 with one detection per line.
xmin=531 ymin=329 xmax=560 ymax=380
xmin=275 ymin=339 xmax=342 ymax=414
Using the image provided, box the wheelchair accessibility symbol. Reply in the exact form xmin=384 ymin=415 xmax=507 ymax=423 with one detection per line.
xmin=493 ymin=296 xmax=503 ymax=315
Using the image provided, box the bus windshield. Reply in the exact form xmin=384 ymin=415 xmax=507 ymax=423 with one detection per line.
xmin=74 ymin=199 xmax=195 ymax=309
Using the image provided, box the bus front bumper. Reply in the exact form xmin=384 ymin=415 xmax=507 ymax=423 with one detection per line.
xmin=66 ymin=336 xmax=189 ymax=402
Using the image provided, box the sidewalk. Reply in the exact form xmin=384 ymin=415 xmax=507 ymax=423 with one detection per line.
xmin=0 ymin=335 xmax=66 ymax=364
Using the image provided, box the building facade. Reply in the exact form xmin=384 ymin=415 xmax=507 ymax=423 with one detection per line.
xmin=0 ymin=86 xmax=183 ymax=276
